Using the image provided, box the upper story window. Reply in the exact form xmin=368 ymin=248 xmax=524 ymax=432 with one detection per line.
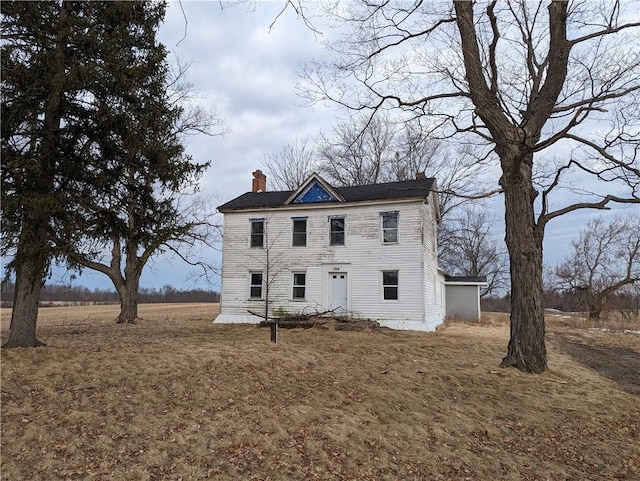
xmin=292 ymin=217 xmax=307 ymax=247
xmin=250 ymin=218 xmax=264 ymax=248
xmin=380 ymin=211 xmax=399 ymax=244
xmin=329 ymin=217 xmax=345 ymax=246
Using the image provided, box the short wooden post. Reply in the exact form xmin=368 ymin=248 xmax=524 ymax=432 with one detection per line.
xmin=270 ymin=320 xmax=278 ymax=343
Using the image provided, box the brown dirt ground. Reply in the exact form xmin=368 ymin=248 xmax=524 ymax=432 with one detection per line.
xmin=1 ymin=305 xmax=639 ymax=481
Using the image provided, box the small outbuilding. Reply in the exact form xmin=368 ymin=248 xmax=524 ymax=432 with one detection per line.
xmin=444 ymin=275 xmax=488 ymax=322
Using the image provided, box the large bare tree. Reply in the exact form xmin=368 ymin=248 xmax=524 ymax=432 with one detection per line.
xmin=301 ymin=0 xmax=640 ymax=372
xmin=555 ymin=214 xmax=640 ymax=321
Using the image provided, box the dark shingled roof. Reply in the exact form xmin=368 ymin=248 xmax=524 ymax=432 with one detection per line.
xmin=218 ymin=177 xmax=436 ymax=212
xmin=444 ymin=275 xmax=488 ymax=284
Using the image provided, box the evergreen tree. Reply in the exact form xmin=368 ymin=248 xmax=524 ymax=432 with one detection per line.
xmin=1 ymin=1 xmax=218 ymax=344
xmin=60 ymin=2 xmax=219 ymax=324
xmin=2 ymin=1 xmax=92 ymax=347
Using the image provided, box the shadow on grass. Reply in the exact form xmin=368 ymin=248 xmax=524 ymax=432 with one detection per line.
xmin=557 ymin=338 xmax=640 ymax=395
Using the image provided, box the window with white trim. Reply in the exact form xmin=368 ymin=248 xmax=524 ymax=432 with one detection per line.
xmin=382 ymin=270 xmax=399 ymax=300
xmin=249 ymin=272 xmax=263 ymax=299
xmin=250 ymin=218 xmax=264 ymax=248
xmin=381 ymin=211 xmax=399 ymax=244
xmin=329 ymin=217 xmax=345 ymax=246
xmin=292 ymin=272 xmax=306 ymax=300
xmin=292 ymin=218 xmax=307 ymax=247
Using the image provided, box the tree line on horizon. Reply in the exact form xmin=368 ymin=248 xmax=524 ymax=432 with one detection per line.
xmin=1 ymin=279 xmax=637 ymax=320
xmin=481 ymin=289 xmax=639 ymax=319
xmin=0 ymin=282 xmax=219 ymax=307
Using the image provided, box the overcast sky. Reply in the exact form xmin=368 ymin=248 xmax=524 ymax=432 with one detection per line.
xmin=63 ymin=1 xmax=338 ymax=290
xmin=158 ymin=1 xmax=338 ymax=202
xmin=59 ymin=1 xmax=638 ymax=292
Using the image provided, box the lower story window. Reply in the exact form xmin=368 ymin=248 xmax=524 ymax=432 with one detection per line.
xmin=250 ymin=272 xmax=263 ymax=299
xmin=292 ymin=272 xmax=306 ymax=300
xmin=382 ymin=270 xmax=398 ymax=300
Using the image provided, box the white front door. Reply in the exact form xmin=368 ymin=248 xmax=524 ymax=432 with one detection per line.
xmin=329 ymin=273 xmax=348 ymax=314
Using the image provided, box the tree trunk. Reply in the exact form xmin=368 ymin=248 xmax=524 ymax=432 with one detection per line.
xmin=499 ymin=151 xmax=547 ymax=373
xmin=4 ymin=224 xmax=48 ymax=347
xmin=115 ymin=275 xmax=140 ymax=324
xmin=4 ymin=1 xmax=70 ymax=348
xmin=453 ymin=0 xmax=573 ymax=373
xmin=587 ymin=301 xmax=603 ymax=321
xmin=113 ymin=235 xmax=143 ymax=324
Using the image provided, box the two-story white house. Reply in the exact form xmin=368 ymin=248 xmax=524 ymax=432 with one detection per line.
xmin=215 ymin=170 xmax=448 ymax=330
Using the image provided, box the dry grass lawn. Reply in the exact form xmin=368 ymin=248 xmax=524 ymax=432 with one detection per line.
xmin=1 ymin=304 xmax=639 ymax=480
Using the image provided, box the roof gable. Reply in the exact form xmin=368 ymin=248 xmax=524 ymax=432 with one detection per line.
xmin=285 ymin=173 xmax=345 ymax=205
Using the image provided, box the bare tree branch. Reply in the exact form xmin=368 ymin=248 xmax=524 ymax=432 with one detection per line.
xmin=542 ymin=194 xmax=640 ymax=226
xmin=554 ymin=214 xmax=640 ymax=319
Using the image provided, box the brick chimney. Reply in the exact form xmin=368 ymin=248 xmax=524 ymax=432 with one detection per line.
xmin=415 ymin=171 xmax=426 ymax=180
xmin=252 ymin=170 xmax=267 ymax=193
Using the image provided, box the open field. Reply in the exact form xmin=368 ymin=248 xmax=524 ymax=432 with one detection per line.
xmin=1 ymin=305 xmax=639 ymax=480
xmin=0 ymin=303 xmax=218 ymax=329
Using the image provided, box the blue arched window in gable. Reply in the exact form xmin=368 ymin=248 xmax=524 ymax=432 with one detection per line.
xmin=293 ymin=182 xmax=338 ymax=203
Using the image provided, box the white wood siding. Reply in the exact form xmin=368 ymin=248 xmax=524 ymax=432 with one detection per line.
xmin=217 ymin=195 xmax=444 ymax=330
xmin=445 ymin=284 xmax=481 ymax=322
